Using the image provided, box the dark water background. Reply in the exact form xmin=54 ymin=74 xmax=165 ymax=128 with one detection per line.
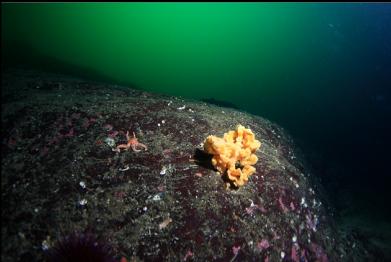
xmin=2 ymin=3 xmax=391 ymax=238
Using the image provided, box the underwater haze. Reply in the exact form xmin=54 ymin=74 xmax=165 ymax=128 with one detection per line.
xmin=2 ymin=2 xmax=391 ymax=260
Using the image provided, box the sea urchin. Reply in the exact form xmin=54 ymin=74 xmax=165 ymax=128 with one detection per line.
xmin=45 ymin=231 xmax=117 ymax=262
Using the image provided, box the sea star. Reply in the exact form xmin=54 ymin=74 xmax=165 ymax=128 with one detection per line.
xmin=115 ymin=131 xmax=147 ymax=152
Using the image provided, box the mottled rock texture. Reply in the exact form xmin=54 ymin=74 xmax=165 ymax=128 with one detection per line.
xmin=1 ymin=69 xmax=373 ymax=261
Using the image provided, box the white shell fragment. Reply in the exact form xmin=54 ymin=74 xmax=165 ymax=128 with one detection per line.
xmin=160 ymin=166 xmax=167 ymax=175
xmin=292 ymin=235 xmax=297 ymax=242
xmin=152 ymin=194 xmax=161 ymax=201
xmin=119 ymin=165 xmax=130 ymax=171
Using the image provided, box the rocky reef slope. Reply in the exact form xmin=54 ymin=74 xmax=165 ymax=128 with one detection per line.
xmin=1 ymin=69 xmax=373 ymax=261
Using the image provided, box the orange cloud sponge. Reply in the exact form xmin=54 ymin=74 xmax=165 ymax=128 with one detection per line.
xmin=204 ymin=124 xmax=261 ymax=187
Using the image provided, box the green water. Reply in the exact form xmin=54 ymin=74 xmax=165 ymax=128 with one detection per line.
xmin=2 ymin=3 xmax=368 ymax=119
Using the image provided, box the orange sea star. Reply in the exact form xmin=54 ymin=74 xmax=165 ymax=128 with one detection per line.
xmin=115 ymin=131 xmax=147 ymax=152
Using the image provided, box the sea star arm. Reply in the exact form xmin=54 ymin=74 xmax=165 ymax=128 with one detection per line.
xmin=131 ymin=144 xmax=142 ymax=152
xmin=116 ymin=144 xmax=129 ymax=152
xmin=136 ymin=143 xmax=148 ymax=151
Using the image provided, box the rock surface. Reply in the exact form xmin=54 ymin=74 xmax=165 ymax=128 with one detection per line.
xmin=1 ymin=69 xmax=372 ymax=261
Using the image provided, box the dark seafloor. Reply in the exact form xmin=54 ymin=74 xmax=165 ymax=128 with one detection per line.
xmin=1 ymin=69 xmax=384 ymax=261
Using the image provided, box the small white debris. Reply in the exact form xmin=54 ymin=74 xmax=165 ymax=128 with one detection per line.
xmin=152 ymin=194 xmax=161 ymax=201
xmin=177 ymin=105 xmax=186 ymax=110
xmin=313 ymin=215 xmax=319 ymax=229
xmin=301 ymin=197 xmax=306 ymax=206
xmin=143 ymin=206 xmax=148 ymax=212
xmin=119 ymin=165 xmax=129 ymax=171
xmin=222 ymin=111 xmax=225 ymax=114
xmin=34 ymin=208 xmax=39 ymax=213
xmin=162 ymin=120 xmax=165 ymax=124
xmin=160 ymin=166 xmax=167 ymax=175
xmin=157 ymin=123 xmax=161 ymax=127
xmin=79 ymin=181 xmax=86 ymax=189
xmin=104 ymin=137 xmax=115 ymax=147
xmin=168 ymin=101 xmax=172 ymax=106
xmin=41 ymin=240 xmax=50 ymax=251
xmin=292 ymin=235 xmax=297 ymax=242
xmin=79 ymin=199 xmax=88 ymax=206
xmin=191 ymin=118 xmax=195 ymax=122
xmin=281 ymin=251 xmax=285 ymax=258
xmin=188 ymin=108 xmax=194 ymax=113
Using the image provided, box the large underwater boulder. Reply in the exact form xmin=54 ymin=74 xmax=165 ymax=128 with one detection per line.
xmin=1 ymin=69 xmax=373 ymax=261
